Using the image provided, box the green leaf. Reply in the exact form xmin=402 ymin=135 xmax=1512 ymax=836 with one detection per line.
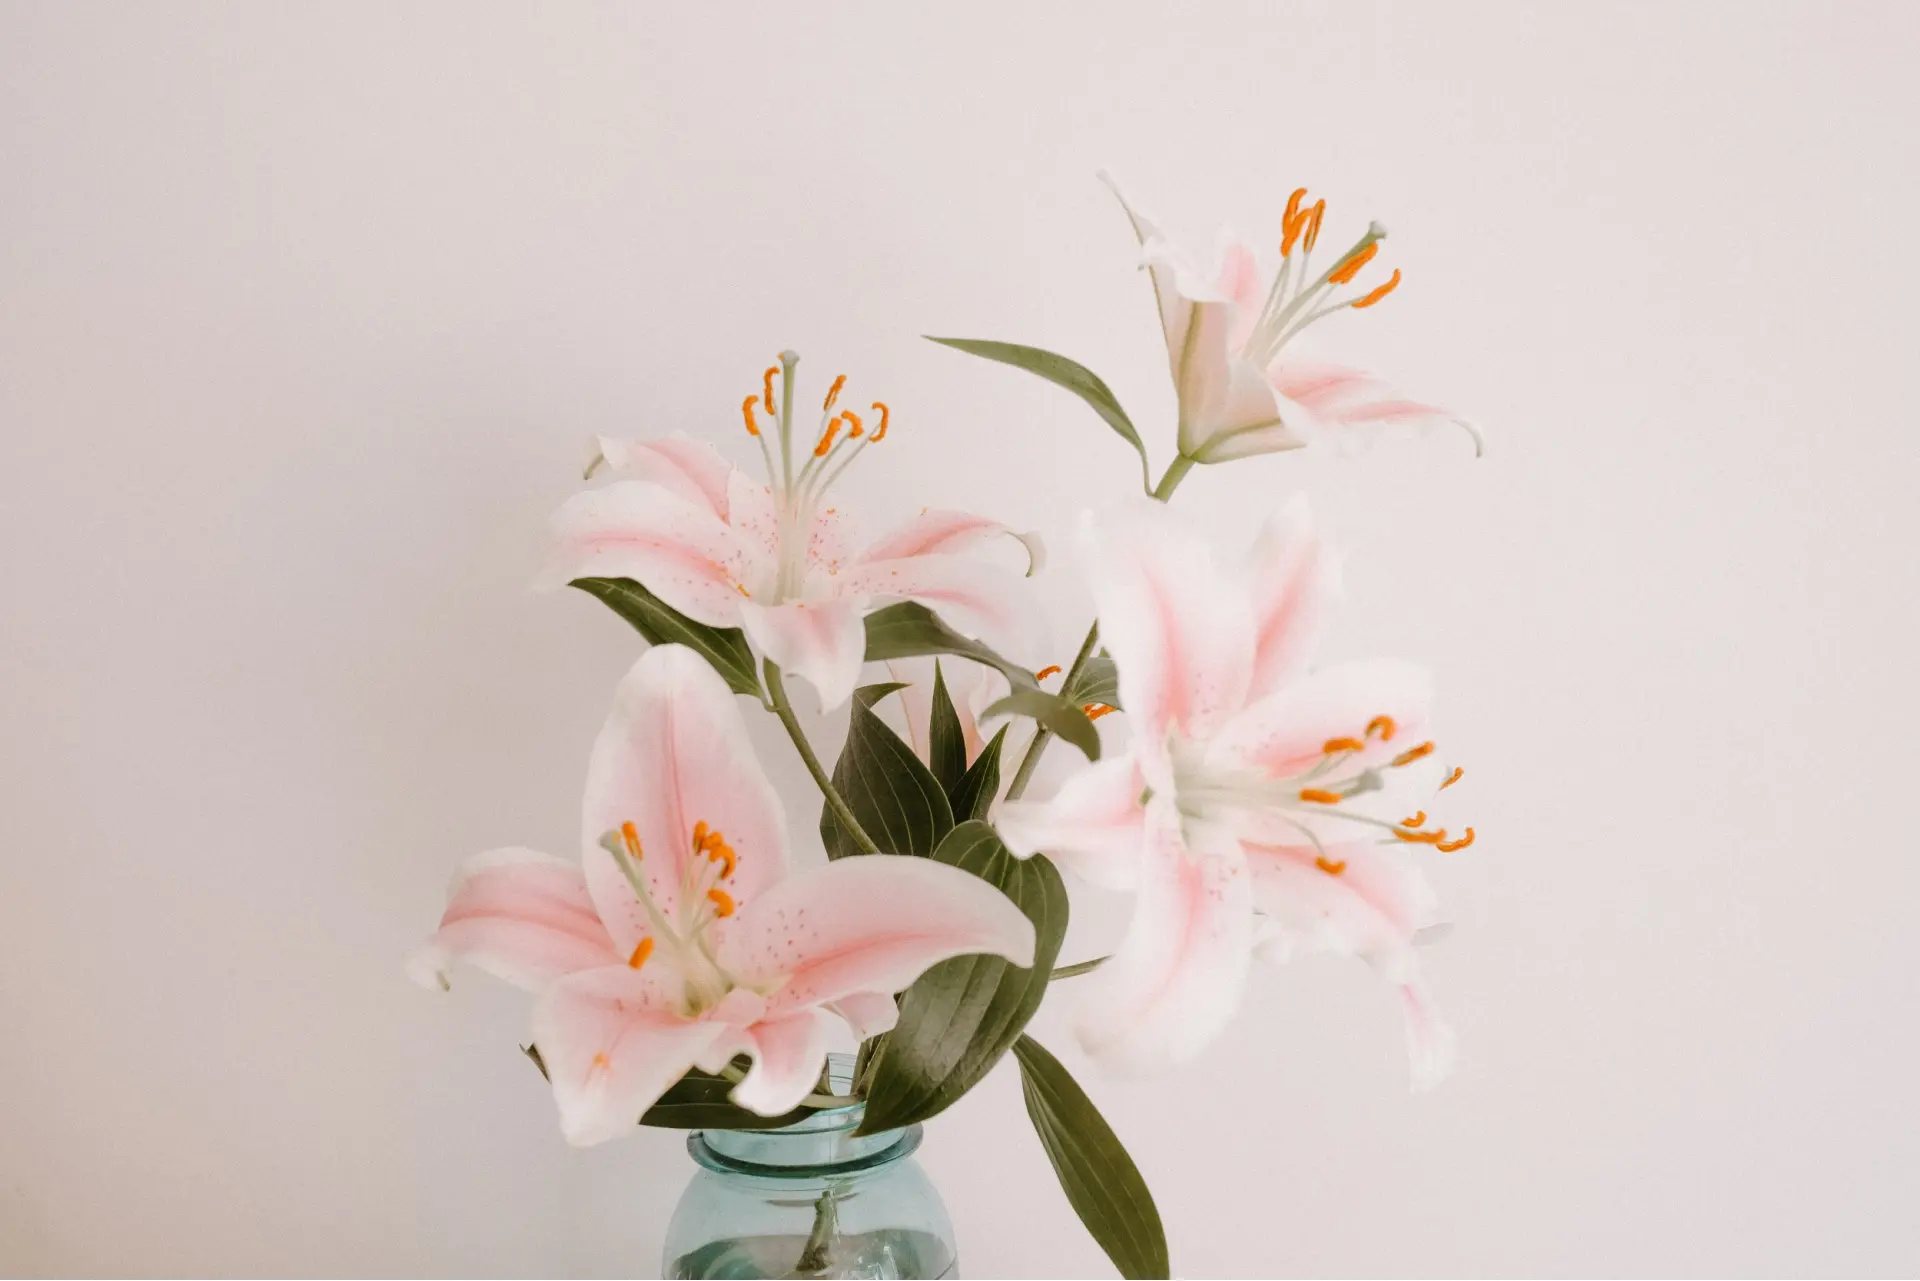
xmin=947 ymin=725 xmax=1007 ymax=822
xmin=570 ymin=577 xmax=760 ymax=699
xmin=926 ymin=661 xmax=969 ymax=800
xmin=863 ymin=601 xmax=1039 ymax=692
xmin=1062 ymin=654 xmax=1121 ymax=710
xmin=819 ymin=683 xmax=953 ymax=859
xmin=858 ymin=822 xmax=1067 ymax=1134
xmin=522 ymin=1046 xmax=812 ymax=1131
xmin=1013 ymin=1036 xmax=1170 ymax=1280
xmin=983 ymin=687 xmax=1103 ymax=761
xmin=928 ymin=337 xmax=1151 ymax=490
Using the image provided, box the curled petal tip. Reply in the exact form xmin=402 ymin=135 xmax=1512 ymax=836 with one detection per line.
xmin=1456 ymin=417 xmax=1487 ymax=457
xmin=1013 ymin=529 xmax=1048 ymax=577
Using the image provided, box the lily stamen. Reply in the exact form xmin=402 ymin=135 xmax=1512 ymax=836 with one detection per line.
xmin=706 ymin=887 xmax=735 ymax=918
xmin=1441 ymin=766 xmax=1465 ymax=789
xmin=1366 ymin=715 xmax=1397 ymax=741
xmin=823 ymin=374 xmax=847 ymax=412
xmin=1035 ymin=665 xmax=1063 ymax=681
xmin=1314 ymin=856 xmax=1348 ymax=876
xmin=1327 ymin=241 xmax=1379 ymax=286
xmin=1437 ymin=828 xmax=1476 ymax=853
xmin=1401 ymin=810 xmax=1427 ymax=828
xmin=627 ymin=938 xmax=654 ymax=970
xmin=741 ymin=395 xmax=761 ymax=437
xmin=1351 ymin=268 xmax=1401 ymax=310
xmin=1298 ymin=787 xmax=1344 ymax=804
xmin=1322 ymin=736 xmax=1366 ymax=755
xmin=1391 ymin=741 xmax=1435 ymax=767
xmin=761 ymin=366 xmax=778 ymax=414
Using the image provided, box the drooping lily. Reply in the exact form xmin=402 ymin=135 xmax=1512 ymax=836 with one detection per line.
xmin=549 ymin=355 xmax=1037 ymax=712
xmin=996 ymin=499 xmax=1468 ymax=1086
xmin=411 ymin=644 xmax=1037 ymax=1146
xmin=1101 ymin=172 xmax=1483 ymax=464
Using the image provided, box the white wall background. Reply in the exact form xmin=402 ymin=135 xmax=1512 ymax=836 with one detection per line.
xmin=4 ymin=2 xmax=1918 ymax=1276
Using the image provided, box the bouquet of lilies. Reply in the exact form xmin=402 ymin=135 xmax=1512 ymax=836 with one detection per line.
xmin=411 ymin=174 xmax=1479 ymax=1277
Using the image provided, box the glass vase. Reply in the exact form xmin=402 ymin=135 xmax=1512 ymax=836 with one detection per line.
xmin=661 ymin=1091 xmax=958 ymax=1280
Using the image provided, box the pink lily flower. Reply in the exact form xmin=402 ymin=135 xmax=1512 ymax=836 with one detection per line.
xmin=1100 ymin=172 xmax=1483 ymax=464
xmin=996 ymin=500 xmax=1468 ymax=1086
xmin=548 ymin=355 xmax=1037 ymax=712
xmin=411 ymin=644 xmax=1037 ymax=1146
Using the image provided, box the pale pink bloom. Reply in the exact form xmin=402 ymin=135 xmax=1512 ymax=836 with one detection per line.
xmin=996 ymin=500 xmax=1467 ymax=1085
xmin=412 ymin=644 xmax=1036 ymax=1146
xmin=1100 ymin=172 xmax=1483 ymax=464
xmin=548 ymin=358 xmax=1036 ymax=712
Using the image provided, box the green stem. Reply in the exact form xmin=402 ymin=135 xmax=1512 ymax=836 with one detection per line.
xmin=1151 ymin=452 xmax=1195 ymax=500
xmin=1004 ymin=452 xmax=1197 ymax=801
xmin=1004 ymin=622 xmax=1100 ymax=800
xmin=794 ymin=1184 xmax=842 ymax=1276
xmin=764 ymin=660 xmax=881 ymax=856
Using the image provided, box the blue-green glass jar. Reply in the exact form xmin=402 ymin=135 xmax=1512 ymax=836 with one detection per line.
xmin=661 ymin=1091 xmax=958 ymax=1279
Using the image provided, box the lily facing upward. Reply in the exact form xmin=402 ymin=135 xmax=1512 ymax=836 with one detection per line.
xmin=1103 ymin=172 xmax=1484 ymax=465
xmin=550 ymin=353 xmax=1036 ymax=712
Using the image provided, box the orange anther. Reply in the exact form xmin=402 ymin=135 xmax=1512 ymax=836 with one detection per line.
xmin=1391 ymin=741 xmax=1435 ymax=768
xmin=627 ymin=938 xmax=654 ymax=970
xmin=1393 ymin=827 xmax=1449 ymax=845
xmin=691 ymin=820 xmax=708 ymax=848
xmin=1298 ymin=787 xmax=1344 ymax=804
xmin=823 ymin=374 xmax=847 ymax=412
xmin=736 ymin=583 xmax=751 ymax=597
xmin=1303 ymin=199 xmax=1325 ymax=252
xmin=1351 ymin=268 xmax=1401 ymax=309
xmin=1322 ymin=736 xmax=1367 ymax=755
xmin=1366 ymin=715 xmax=1396 ymax=741
xmin=1280 ymin=187 xmax=1310 ymax=256
xmin=814 ymin=415 xmax=843 ymax=457
xmin=620 ymin=821 xmax=643 ymax=860
xmin=708 ymin=841 xmax=737 ymax=878
xmin=1437 ymin=827 xmax=1476 ymax=853
xmin=762 ymin=366 xmax=778 ymax=414
xmin=706 ymin=887 xmax=736 ymax=918
xmin=1315 ymin=856 xmax=1348 ymax=876
xmin=1328 ymin=242 xmax=1378 ymax=286
xmin=1035 ymin=665 xmax=1063 ymax=681
xmin=1400 ymin=810 xmax=1427 ymax=828
xmin=841 ymin=409 xmax=864 ymax=438
xmin=1441 ymin=766 xmax=1465 ymax=790
xmin=870 ymin=401 xmax=890 ymax=442
xmin=1083 ymin=703 xmax=1117 ymax=721
xmin=741 ymin=395 xmax=761 ymax=437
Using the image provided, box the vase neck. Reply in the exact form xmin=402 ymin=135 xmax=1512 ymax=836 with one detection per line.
xmin=693 ymin=1104 xmax=921 ymax=1177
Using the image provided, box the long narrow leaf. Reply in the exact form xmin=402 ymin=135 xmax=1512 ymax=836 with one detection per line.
xmin=1014 ymin=1035 xmax=1170 ymax=1280
xmin=819 ymin=683 xmax=953 ymax=859
xmin=928 ymin=337 xmax=1152 ymax=490
xmin=570 ymin=577 xmax=760 ymax=698
xmin=857 ymin=822 xmax=1066 ymax=1134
